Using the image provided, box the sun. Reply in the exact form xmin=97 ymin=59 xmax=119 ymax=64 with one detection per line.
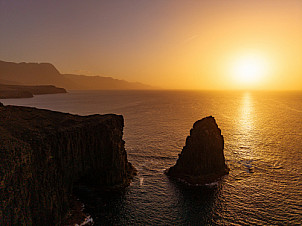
xmin=232 ymin=53 xmax=269 ymax=85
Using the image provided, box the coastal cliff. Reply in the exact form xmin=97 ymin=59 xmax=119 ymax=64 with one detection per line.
xmin=166 ymin=116 xmax=229 ymax=185
xmin=0 ymin=83 xmax=66 ymax=99
xmin=0 ymin=103 xmax=136 ymax=225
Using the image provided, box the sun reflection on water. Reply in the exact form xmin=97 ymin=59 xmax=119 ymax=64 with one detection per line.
xmin=239 ymin=92 xmax=254 ymax=133
xmin=236 ymin=92 xmax=258 ymax=172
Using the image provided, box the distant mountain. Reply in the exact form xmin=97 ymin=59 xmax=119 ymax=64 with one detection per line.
xmin=63 ymin=74 xmax=150 ymax=90
xmin=0 ymin=60 xmax=152 ymax=90
xmin=0 ymin=60 xmax=73 ymax=88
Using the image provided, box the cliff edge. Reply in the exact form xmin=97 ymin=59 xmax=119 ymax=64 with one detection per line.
xmin=0 ymin=103 xmax=136 ymax=225
xmin=166 ymin=116 xmax=229 ymax=185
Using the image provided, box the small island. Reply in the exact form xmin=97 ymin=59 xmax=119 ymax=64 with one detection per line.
xmin=0 ymin=83 xmax=67 ymax=99
xmin=166 ymin=116 xmax=229 ymax=185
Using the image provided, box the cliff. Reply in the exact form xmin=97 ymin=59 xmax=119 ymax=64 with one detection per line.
xmin=0 ymin=83 xmax=67 ymax=99
xmin=0 ymin=103 xmax=136 ymax=225
xmin=166 ymin=116 xmax=229 ymax=185
xmin=0 ymin=60 xmax=152 ymax=90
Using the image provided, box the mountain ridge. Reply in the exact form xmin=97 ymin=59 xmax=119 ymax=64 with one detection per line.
xmin=0 ymin=60 xmax=152 ymax=90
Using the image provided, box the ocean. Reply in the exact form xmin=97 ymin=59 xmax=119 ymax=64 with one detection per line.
xmin=2 ymin=90 xmax=302 ymax=225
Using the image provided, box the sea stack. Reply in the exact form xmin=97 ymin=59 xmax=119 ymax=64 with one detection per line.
xmin=166 ymin=116 xmax=229 ymax=185
xmin=0 ymin=104 xmax=136 ymax=225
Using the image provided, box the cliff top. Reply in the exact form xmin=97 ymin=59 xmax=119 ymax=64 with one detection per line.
xmin=0 ymin=104 xmax=123 ymax=140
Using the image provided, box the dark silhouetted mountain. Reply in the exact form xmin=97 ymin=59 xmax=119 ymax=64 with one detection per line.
xmin=0 ymin=60 xmax=73 ymax=87
xmin=0 ymin=60 xmax=152 ymax=90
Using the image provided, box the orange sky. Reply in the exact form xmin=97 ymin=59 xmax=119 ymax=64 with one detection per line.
xmin=1 ymin=0 xmax=302 ymax=90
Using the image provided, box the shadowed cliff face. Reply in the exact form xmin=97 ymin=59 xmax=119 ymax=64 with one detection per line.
xmin=0 ymin=103 xmax=136 ymax=225
xmin=167 ymin=116 xmax=229 ymax=185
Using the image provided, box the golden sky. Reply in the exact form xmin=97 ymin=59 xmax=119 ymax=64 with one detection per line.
xmin=1 ymin=0 xmax=302 ymax=90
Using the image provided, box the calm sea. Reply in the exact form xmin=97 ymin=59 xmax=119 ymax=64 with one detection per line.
xmin=2 ymin=90 xmax=302 ymax=225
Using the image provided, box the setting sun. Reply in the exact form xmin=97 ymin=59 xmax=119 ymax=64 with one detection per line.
xmin=231 ymin=53 xmax=270 ymax=86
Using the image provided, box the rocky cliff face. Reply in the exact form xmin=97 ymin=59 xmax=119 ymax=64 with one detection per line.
xmin=0 ymin=103 xmax=136 ymax=225
xmin=166 ymin=116 xmax=229 ymax=185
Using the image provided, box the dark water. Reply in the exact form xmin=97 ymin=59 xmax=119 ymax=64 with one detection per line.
xmin=2 ymin=90 xmax=302 ymax=225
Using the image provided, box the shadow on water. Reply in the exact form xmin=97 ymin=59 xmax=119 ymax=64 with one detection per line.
xmin=73 ymin=185 xmax=129 ymax=225
xmin=74 ymin=175 xmax=224 ymax=225
xmin=166 ymin=178 xmax=224 ymax=225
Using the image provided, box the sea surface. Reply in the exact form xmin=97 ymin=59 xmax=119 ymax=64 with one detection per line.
xmin=2 ymin=90 xmax=302 ymax=225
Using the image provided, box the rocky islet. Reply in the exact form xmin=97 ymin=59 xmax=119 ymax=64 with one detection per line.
xmin=166 ymin=116 xmax=229 ymax=185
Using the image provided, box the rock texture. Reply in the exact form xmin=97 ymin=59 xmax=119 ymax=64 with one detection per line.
xmin=0 ymin=83 xmax=66 ymax=99
xmin=0 ymin=103 xmax=136 ymax=225
xmin=166 ymin=116 xmax=229 ymax=185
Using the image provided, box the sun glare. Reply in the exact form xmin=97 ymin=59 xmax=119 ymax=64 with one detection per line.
xmin=232 ymin=54 xmax=269 ymax=85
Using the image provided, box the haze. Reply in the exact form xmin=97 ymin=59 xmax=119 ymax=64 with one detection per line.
xmin=1 ymin=0 xmax=302 ymax=90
